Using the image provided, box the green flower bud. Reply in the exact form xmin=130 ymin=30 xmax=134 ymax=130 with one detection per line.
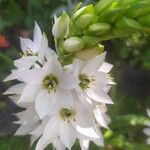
xmin=99 ymin=7 xmax=124 ymax=23
xmin=116 ymin=17 xmax=142 ymax=31
xmin=87 ymin=23 xmax=111 ymax=36
xmin=63 ymin=36 xmax=85 ymax=52
xmin=81 ymin=36 xmax=100 ymax=47
xmin=95 ymin=0 xmax=114 ymax=15
xmin=52 ymin=12 xmax=70 ymax=38
xmin=75 ymin=44 xmax=104 ymax=60
xmin=126 ymin=1 xmax=150 ymax=18
xmin=75 ymin=14 xmax=98 ymax=29
xmin=73 ymin=4 xmax=94 ymax=21
xmin=72 ymin=4 xmax=98 ymax=29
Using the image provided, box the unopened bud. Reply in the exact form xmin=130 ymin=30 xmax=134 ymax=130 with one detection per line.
xmin=75 ymin=44 xmax=104 ymax=60
xmin=95 ymin=0 xmax=114 ymax=15
xmin=75 ymin=14 xmax=98 ymax=29
xmin=99 ymin=7 xmax=124 ymax=23
xmin=52 ymin=12 xmax=70 ymax=38
xmin=116 ymin=17 xmax=142 ymax=31
xmin=73 ymin=4 xmax=97 ymax=29
xmin=63 ymin=36 xmax=85 ymax=52
xmin=87 ymin=23 xmax=111 ymax=36
xmin=126 ymin=1 xmax=150 ymax=18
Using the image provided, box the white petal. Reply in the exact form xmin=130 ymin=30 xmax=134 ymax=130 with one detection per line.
xmin=35 ymin=117 xmax=59 ymax=150
xmin=46 ymin=48 xmax=57 ymax=60
xmin=94 ymin=108 xmax=109 ymax=129
xmin=82 ymin=52 xmax=106 ymax=75
xmin=20 ymin=37 xmax=35 ymax=52
xmin=15 ymin=122 xmax=40 ymax=136
xmin=33 ymin=22 xmax=42 ymax=47
xmin=3 ymin=83 xmax=25 ymax=95
xmin=38 ymin=34 xmax=48 ymax=63
xmin=93 ymin=137 xmax=104 ymax=147
xmin=87 ymin=87 xmax=114 ymax=104
xmin=73 ymin=58 xmax=84 ymax=77
xmin=53 ymin=138 xmax=66 ymax=150
xmin=146 ymin=137 xmax=150 ymax=145
xmin=19 ymin=81 xmax=40 ymax=102
xmin=103 ymin=85 xmax=111 ymax=93
xmin=58 ymin=72 xmax=78 ymax=89
xmin=147 ymin=109 xmax=150 ymax=118
xmin=35 ymin=90 xmax=56 ymax=119
xmin=98 ymin=62 xmax=113 ymax=73
xmin=74 ymin=124 xmax=100 ymax=139
xmin=14 ymin=56 xmax=37 ymax=69
xmin=79 ymin=139 xmax=89 ymax=150
xmin=55 ymin=89 xmax=74 ymax=108
xmin=59 ymin=122 xmax=76 ymax=149
xmin=143 ymin=128 xmax=150 ymax=136
xmin=43 ymin=56 xmax=62 ymax=75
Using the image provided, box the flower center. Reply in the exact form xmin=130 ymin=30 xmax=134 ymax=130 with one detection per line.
xmin=59 ymin=108 xmax=76 ymax=123
xmin=79 ymin=74 xmax=91 ymax=90
xmin=42 ymin=74 xmax=58 ymax=93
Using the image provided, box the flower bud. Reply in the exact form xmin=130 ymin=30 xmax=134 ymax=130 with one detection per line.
xmin=75 ymin=44 xmax=104 ymax=60
xmin=81 ymin=36 xmax=100 ymax=47
xmin=126 ymin=1 xmax=150 ymax=18
xmin=75 ymin=14 xmax=98 ymax=29
xmin=116 ymin=17 xmax=142 ymax=31
xmin=63 ymin=36 xmax=85 ymax=52
xmin=52 ymin=12 xmax=70 ymax=38
xmin=99 ymin=7 xmax=124 ymax=23
xmin=95 ymin=0 xmax=114 ymax=15
xmin=73 ymin=4 xmax=97 ymax=29
xmin=87 ymin=23 xmax=111 ymax=36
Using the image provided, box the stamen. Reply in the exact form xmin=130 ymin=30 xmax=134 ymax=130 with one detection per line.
xmin=59 ymin=108 xmax=76 ymax=122
xmin=42 ymin=74 xmax=58 ymax=93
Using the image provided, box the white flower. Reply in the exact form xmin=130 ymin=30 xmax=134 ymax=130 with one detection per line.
xmin=18 ymin=56 xmax=77 ymax=119
xmin=143 ymin=109 xmax=150 ymax=145
xmin=73 ymin=52 xmax=114 ymax=105
xmin=4 ymin=22 xmax=56 ymax=82
xmin=9 ymin=94 xmax=40 ymax=136
xmin=35 ymin=95 xmax=104 ymax=150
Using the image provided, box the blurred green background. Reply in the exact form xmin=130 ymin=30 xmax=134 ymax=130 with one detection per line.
xmin=0 ymin=0 xmax=150 ymax=149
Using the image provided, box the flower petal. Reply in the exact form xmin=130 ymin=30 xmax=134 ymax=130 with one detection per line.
xmin=19 ymin=81 xmax=40 ymax=102
xmin=143 ymin=128 xmax=150 ymax=136
xmin=15 ymin=122 xmax=40 ymax=136
xmin=35 ymin=117 xmax=59 ymax=150
xmin=53 ymin=138 xmax=66 ymax=150
xmin=87 ymin=87 xmax=113 ymax=104
xmin=58 ymin=72 xmax=78 ymax=89
xmin=98 ymin=62 xmax=113 ymax=73
xmin=3 ymin=83 xmax=25 ymax=95
xmin=14 ymin=56 xmax=37 ymax=69
xmin=35 ymin=90 xmax=56 ymax=119
xmin=59 ymin=122 xmax=76 ymax=149
xmin=82 ymin=52 xmax=106 ymax=75
xmin=79 ymin=139 xmax=89 ymax=150
xmin=33 ymin=22 xmax=42 ymax=47
xmin=20 ymin=37 xmax=35 ymax=52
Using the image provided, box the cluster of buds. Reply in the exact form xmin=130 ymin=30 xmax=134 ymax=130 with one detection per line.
xmin=52 ymin=0 xmax=150 ymax=64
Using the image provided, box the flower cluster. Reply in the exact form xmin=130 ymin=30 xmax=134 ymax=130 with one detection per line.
xmin=143 ymin=109 xmax=150 ymax=145
xmin=4 ymin=10 xmax=115 ymax=150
